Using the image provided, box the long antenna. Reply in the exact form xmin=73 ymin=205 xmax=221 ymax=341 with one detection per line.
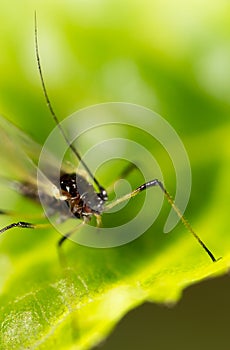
xmin=34 ymin=12 xmax=107 ymax=198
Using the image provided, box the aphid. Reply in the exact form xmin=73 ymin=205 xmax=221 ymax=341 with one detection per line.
xmin=0 ymin=14 xmax=217 ymax=262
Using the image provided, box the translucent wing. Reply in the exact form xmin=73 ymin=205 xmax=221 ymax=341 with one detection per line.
xmin=0 ymin=115 xmax=66 ymax=201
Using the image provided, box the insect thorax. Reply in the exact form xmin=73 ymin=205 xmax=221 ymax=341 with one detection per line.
xmin=60 ymin=173 xmax=105 ymax=219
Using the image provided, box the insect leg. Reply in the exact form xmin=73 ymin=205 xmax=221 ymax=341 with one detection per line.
xmin=106 ymin=162 xmax=137 ymax=195
xmin=0 ymin=220 xmax=51 ymax=235
xmin=0 ymin=209 xmax=50 ymax=235
xmin=117 ymin=162 xmax=138 ymax=179
xmin=58 ymin=218 xmax=89 ymax=247
xmin=58 ymin=232 xmax=72 ymax=247
xmin=0 ymin=221 xmax=35 ymax=234
xmin=106 ymin=179 xmax=217 ymax=262
xmin=0 ymin=209 xmax=10 ymax=215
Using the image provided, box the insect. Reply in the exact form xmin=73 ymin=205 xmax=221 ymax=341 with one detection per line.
xmin=0 ymin=14 xmax=217 ymax=262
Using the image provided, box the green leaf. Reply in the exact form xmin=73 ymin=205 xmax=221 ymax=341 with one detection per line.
xmin=1 ymin=1 xmax=230 ymax=349
xmin=0 ymin=122 xmax=229 ymax=349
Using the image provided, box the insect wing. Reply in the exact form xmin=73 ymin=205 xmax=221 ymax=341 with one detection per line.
xmin=0 ymin=115 xmax=61 ymax=199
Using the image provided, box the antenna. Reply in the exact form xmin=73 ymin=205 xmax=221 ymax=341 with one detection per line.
xmin=34 ymin=12 xmax=107 ymax=199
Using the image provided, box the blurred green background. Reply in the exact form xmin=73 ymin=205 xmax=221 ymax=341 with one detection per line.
xmin=0 ymin=1 xmax=230 ymax=349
